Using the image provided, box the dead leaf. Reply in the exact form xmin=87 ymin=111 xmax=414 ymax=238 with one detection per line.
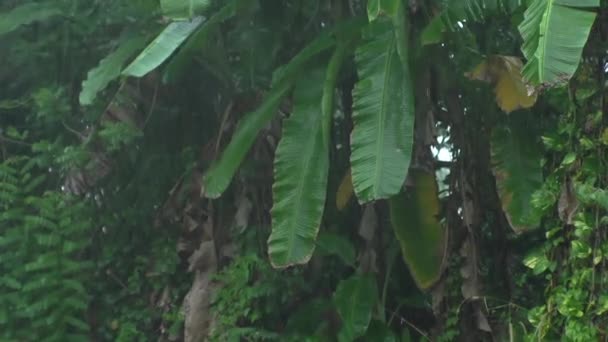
xmin=336 ymin=169 xmax=354 ymax=210
xmin=187 ymin=240 xmax=217 ymax=273
xmin=183 ymin=221 xmax=218 ymax=342
xmin=459 ymin=237 xmax=480 ymax=299
xmin=466 ymin=56 xmax=537 ymax=113
xmin=476 ymin=306 xmax=492 ymax=333
xmin=558 ymin=177 xmax=579 ymax=225
xmin=357 ymin=206 xmax=378 ymax=273
xmin=183 ymin=271 xmax=216 ymax=342
xmin=358 ymin=205 xmax=377 ymax=242
xmin=234 ymin=191 xmax=253 ymax=231
xmin=358 ymin=249 xmax=378 ymax=274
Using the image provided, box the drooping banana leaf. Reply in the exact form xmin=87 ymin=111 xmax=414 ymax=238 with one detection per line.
xmin=79 ymin=36 xmax=147 ymax=105
xmin=519 ymin=0 xmax=599 ymax=85
xmin=160 ymin=0 xmax=211 ymax=20
xmin=122 ymin=17 xmax=204 ymax=78
xmin=202 ymin=30 xmax=340 ymax=199
xmin=350 ymin=18 xmax=414 ymax=203
xmin=492 ymin=112 xmax=543 ymax=232
xmin=267 ymin=70 xmax=328 ymax=268
xmin=389 ymin=170 xmax=445 ymax=289
xmin=0 ymin=2 xmax=62 ymax=36
xmin=268 ymin=43 xmax=349 ymax=268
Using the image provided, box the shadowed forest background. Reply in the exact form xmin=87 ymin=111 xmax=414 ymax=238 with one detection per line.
xmin=1 ymin=0 xmax=608 ymax=341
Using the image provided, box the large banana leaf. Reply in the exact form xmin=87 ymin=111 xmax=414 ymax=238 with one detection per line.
xmin=202 ymin=32 xmax=338 ymax=199
xmin=334 ymin=274 xmax=378 ymax=341
xmin=519 ymin=0 xmax=598 ymax=85
xmin=268 ymin=70 xmax=328 ymax=268
xmin=0 ymin=2 xmax=61 ymax=36
xmin=350 ymin=19 xmax=414 ymax=203
xmin=122 ymin=17 xmax=203 ymax=78
xmin=268 ymin=42 xmax=349 ymax=268
xmin=163 ymin=1 xmax=238 ymax=83
xmin=492 ymin=112 xmax=543 ymax=232
xmin=160 ymin=0 xmax=210 ymax=20
xmin=79 ymin=36 xmax=147 ymax=105
xmin=389 ymin=170 xmax=445 ymax=289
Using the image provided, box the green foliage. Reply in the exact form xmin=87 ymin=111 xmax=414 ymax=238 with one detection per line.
xmin=202 ymin=26 xmax=338 ymax=198
xmin=2 ymin=0 xmax=608 ymax=340
xmin=491 ymin=112 xmax=543 ymax=231
xmin=367 ymin=0 xmax=400 ymax=21
xmin=162 ymin=1 xmax=239 ymax=82
xmin=80 ymin=35 xmax=147 ymax=105
xmin=160 ymin=0 xmax=211 ymax=20
xmin=315 ymin=232 xmax=356 ymax=267
xmin=334 ymin=274 xmax=378 ymax=341
xmin=0 ymin=2 xmax=62 ymax=36
xmin=0 ymin=157 xmax=92 ymax=340
xmin=211 ymin=254 xmax=302 ymax=341
xmin=350 ymin=19 xmax=414 ymax=202
xmin=202 ymin=82 xmax=292 ymax=198
xmin=268 ymin=70 xmax=329 ymax=268
xmin=122 ymin=18 xmax=204 ymax=78
xmin=519 ymin=0 xmax=599 ymax=84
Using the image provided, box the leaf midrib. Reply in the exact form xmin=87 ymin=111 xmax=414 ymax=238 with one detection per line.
xmin=537 ymin=0 xmax=554 ymax=82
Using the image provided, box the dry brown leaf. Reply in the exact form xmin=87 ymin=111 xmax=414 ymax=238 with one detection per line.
xmin=466 ymin=55 xmax=537 ymax=113
xmin=336 ymin=169 xmax=354 ymax=210
xmin=357 ymin=206 xmax=378 ymax=274
xmin=358 ymin=205 xmax=377 ymax=242
xmin=459 ymin=237 xmax=480 ymax=299
xmin=234 ymin=191 xmax=253 ymax=231
xmin=558 ymin=177 xmax=579 ymax=225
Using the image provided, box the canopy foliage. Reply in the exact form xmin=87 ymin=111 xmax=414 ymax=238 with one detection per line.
xmin=1 ymin=0 xmax=607 ymax=340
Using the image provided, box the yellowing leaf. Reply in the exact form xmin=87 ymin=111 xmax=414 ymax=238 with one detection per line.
xmin=389 ymin=170 xmax=445 ymax=289
xmin=601 ymin=128 xmax=608 ymax=146
xmin=467 ymin=55 xmax=537 ymax=113
xmin=336 ymin=169 xmax=353 ymax=210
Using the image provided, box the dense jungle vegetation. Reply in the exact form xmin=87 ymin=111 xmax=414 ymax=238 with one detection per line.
xmin=1 ymin=0 xmax=608 ymax=340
